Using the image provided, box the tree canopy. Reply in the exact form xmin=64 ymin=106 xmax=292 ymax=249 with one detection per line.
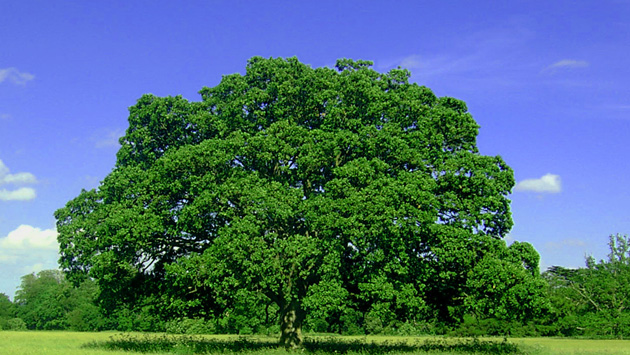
xmin=55 ymin=57 xmax=543 ymax=347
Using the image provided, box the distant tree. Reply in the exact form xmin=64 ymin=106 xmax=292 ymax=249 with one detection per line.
xmin=0 ymin=292 xmax=16 ymax=329
xmin=15 ymin=270 xmax=70 ymax=329
xmin=14 ymin=269 xmax=107 ymax=331
xmin=56 ymin=57 xmax=542 ymax=347
xmin=545 ymin=234 xmax=630 ymax=338
xmin=542 ymin=265 xmax=582 ymax=336
xmin=575 ymin=235 xmax=630 ymax=338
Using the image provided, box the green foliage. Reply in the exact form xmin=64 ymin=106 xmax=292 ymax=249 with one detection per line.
xmin=66 ymin=278 xmax=110 ymax=331
xmin=55 ymin=56 xmax=543 ymax=345
xmin=111 ymin=304 xmax=165 ymax=332
xmin=464 ymin=241 xmax=550 ymax=322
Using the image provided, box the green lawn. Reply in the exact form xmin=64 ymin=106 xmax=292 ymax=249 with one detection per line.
xmin=513 ymin=337 xmax=630 ymax=354
xmin=2 ymin=331 xmax=630 ymax=354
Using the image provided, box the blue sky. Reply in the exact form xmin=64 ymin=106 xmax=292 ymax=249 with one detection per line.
xmin=1 ymin=1 xmax=629 ymax=299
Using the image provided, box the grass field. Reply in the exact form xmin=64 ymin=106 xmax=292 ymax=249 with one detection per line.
xmin=1 ymin=331 xmax=630 ymax=354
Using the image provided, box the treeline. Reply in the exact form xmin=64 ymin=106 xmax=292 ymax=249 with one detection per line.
xmin=0 ymin=270 xmax=105 ymax=331
xmin=2 ymin=234 xmax=629 ymax=338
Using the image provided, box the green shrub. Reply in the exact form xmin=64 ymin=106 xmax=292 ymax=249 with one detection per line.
xmin=449 ymin=315 xmax=556 ymax=337
xmin=6 ymin=318 xmax=26 ymax=331
xmin=364 ymin=311 xmax=384 ymax=334
xmin=255 ymin=323 xmax=280 ymax=336
xmin=238 ymin=325 xmax=253 ymax=335
xmin=306 ymin=317 xmax=329 ymax=333
xmin=165 ymin=317 xmax=216 ymax=334
xmin=396 ymin=321 xmax=422 ymax=336
xmin=340 ymin=309 xmax=364 ymax=335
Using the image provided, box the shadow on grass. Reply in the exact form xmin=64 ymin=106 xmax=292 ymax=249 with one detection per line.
xmin=83 ymin=333 xmax=524 ymax=354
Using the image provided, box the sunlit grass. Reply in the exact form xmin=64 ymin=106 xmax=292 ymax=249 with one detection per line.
xmin=0 ymin=331 xmax=157 ymax=355
xmin=512 ymin=337 xmax=630 ymax=355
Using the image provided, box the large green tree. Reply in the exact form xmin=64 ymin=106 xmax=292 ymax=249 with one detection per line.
xmin=56 ymin=57 xmax=538 ymax=347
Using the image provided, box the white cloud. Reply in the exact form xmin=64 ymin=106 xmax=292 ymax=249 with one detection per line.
xmin=1 ymin=172 xmax=37 ymax=185
xmin=0 ymin=160 xmax=37 ymax=201
xmin=514 ymin=173 xmax=562 ymax=193
xmin=0 ymin=67 xmax=35 ymax=85
xmin=0 ymin=225 xmax=58 ymax=251
xmin=0 ymin=160 xmax=37 ymax=185
xmin=0 ymin=225 xmax=60 ymax=298
xmin=22 ymin=263 xmax=46 ymax=275
xmin=0 ymin=187 xmax=36 ymax=201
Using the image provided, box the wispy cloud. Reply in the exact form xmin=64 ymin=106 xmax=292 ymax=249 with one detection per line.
xmin=94 ymin=128 xmax=125 ymax=148
xmin=542 ymin=59 xmax=589 ymax=74
xmin=0 ymin=67 xmax=35 ymax=85
xmin=514 ymin=173 xmax=562 ymax=193
xmin=0 ymin=159 xmax=38 ymax=201
xmin=396 ymin=54 xmax=480 ymax=78
xmin=0 ymin=113 xmax=10 ymax=120
xmin=0 ymin=254 xmax=18 ymax=263
xmin=380 ymin=23 xmax=539 ymax=91
xmin=545 ymin=238 xmax=586 ymax=250
xmin=601 ymin=104 xmax=630 ymax=110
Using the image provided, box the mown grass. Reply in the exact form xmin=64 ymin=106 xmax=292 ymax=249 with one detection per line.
xmin=512 ymin=337 xmax=630 ymax=354
xmin=2 ymin=331 xmax=630 ymax=354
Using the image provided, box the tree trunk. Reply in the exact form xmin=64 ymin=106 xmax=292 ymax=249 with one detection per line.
xmin=279 ymin=298 xmax=305 ymax=348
